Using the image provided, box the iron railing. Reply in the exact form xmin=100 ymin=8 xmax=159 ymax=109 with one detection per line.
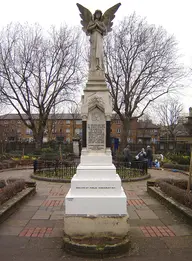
xmin=34 ymin=159 xmax=147 ymax=180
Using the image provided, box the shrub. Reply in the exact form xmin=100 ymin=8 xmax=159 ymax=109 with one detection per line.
xmin=6 ymin=178 xmax=25 ymax=184
xmin=23 ymin=155 xmax=30 ymax=159
xmin=157 ymin=178 xmax=189 ymax=190
xmin=158 ymin=180 xmax=192 ymax=209
xmin=0 ymin=180 xmax=26 ymax=205
xmin=163 ymin=163 xmax=189 ymax=171
xmin=41 ymin=147 xmax=53 ymax=153
xmin=165 ymin=153 xmax=190 ymax=165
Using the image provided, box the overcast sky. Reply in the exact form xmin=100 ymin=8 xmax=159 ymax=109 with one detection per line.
xmin=0 ymin=0 xmax=192 ymax=113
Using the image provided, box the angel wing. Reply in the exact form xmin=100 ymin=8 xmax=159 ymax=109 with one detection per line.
xmin=76 ymin=3 xmax=92 ymax=34
xmin=102 ymin=3 xmax=121 ymax=33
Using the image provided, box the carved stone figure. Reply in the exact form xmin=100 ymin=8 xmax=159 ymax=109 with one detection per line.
xmin=76 ymin=3 xmax=121 ymax=73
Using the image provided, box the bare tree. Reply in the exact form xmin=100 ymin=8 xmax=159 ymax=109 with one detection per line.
xmin=137 ymin=114 xmax=153 ymax=142
xmin=157 ymin=98 xmax=183 ymax=140
xmin=0 ymin=23 xmax=82 ymax=148
xmin=68 ymin=102 xmax=81 ymax=138
xmin=104 ymin=14 xmax=184 ymax=145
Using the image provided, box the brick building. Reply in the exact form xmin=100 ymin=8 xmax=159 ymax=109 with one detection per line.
xmin=0 ymin=114 xmax=160 ymax=145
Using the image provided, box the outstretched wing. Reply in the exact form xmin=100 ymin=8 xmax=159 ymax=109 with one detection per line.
xmin=76 ymin=3 xmax=92 ymax=34
xmin=102 ymin=3 xmax=121 ymax=32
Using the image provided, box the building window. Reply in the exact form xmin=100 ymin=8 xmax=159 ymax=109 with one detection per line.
xmin=66 ymin=120 xmax=70 ymax=124
xmin=75 ymin=128 xmax=81 ymax=134
xmin=66 ymin=128 xmax=70 ymax=133
xmin=116 ymin=128 xmax=121 ymax=133
xmin=75 ymin=120 xmax=82 ymax=125
xmin=169 ymin=143 xmax=174 ymax=150
xmin=116 ymin=120 xmax=121 ymax=124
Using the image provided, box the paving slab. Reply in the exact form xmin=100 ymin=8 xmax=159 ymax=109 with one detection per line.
xmin=48 ymin=228 xmax=63 ymax=237
xmin=129 ymin=237 xmax=172 ymax=257
xmin=161 ymin=235 xmax=192 ymax=248
xmin=167 ymin=224 xmax=192 ymax=236
xmin=2 ymin=219 xmax=29 ymax=227
xmin=26 ymin=219 xmax=57 ymax=228
xmin=0 ymin=226 xmax=23 ymax=235
xmin=142 ymin=198 xmax=160 ymax=205
xmin=0 ymin=235 xmax=30 ymax=248
xmin=32 ymin=213 xmax=51 ymax=220
xmin=129 ymin=227 xmax=145 ymax=237
xmin=129 ymin=219 xmax=165 ymax=227
xmin=153 ymin=209 xmax=178 ymax=219
xmin=25 ymin=199 xmax=44 ymax=207
xmin=26 ymin=237 xmax=63 ymax=249
xmin=136 ymin=209 xmax=159 ymax=219
xmin=10 ymin=210 xmax=36 ymax=220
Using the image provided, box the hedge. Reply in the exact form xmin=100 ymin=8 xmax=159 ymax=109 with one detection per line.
xmin=157 ymin=180 xmax=192 ymax=209
xmin=163 ymin=163 xmax=189 ymax=171
xmin=0 ymin=180 xmax=26 ymax=205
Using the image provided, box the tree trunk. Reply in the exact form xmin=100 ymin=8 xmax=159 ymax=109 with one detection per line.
xmin=187 ymin=144 xmax=192 ymax=193
xmin=120 ymin=118 xmax=130 ymax=150
xmin=34 ymin=130 xmax=44 ymax=150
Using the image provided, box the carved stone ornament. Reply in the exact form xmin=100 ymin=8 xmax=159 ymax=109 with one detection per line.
xmin=88 ymin=95 xmax=105 ymax=111
xmin=81 ymin=115 xmax=87 ymax=121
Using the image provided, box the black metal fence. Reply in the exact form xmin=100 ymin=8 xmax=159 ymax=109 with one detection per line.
xmin=34 ymin=160 xmax=78 ymax=179
xmin=34 ymin=159 xmax=147 ymax=180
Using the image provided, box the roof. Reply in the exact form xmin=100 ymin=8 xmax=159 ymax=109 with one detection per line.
xmin=0 ymin=113 xmax=82 ymax=120
xmin=137 ymin=120 xmax=160 ymax=129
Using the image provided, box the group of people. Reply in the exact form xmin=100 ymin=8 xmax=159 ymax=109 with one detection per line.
xmin=123 ymin=145 xmax=159 ymax=168
xmin=135 ymin=146 xmax=153 ymax=168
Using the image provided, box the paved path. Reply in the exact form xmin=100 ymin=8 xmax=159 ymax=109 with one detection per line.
xmin=0 ymin=168 xmax=192 ymax=261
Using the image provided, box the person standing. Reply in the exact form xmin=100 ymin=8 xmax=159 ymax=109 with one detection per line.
xmin=146 ymin=145 xmax=153 ymax=168
xmin=123 ymin=145 xmax=131 ymax=167
xmin=136 ymin=148 xmax=147 ymax=161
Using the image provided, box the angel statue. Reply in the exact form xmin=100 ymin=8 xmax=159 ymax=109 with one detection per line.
xmin=76 ymin=3 xmax=121 ymax=74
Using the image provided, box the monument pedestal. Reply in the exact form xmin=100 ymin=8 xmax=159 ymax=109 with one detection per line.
xmin=64 ymin=148 xmax=129 ymax=237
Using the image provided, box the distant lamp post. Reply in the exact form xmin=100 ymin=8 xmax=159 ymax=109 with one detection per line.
xmin=184 ymin=107 xmax=192 ymax=192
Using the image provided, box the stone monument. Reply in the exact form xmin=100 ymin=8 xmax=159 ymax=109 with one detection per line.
xmin=64 ymin=3 xmax=129 ymax=253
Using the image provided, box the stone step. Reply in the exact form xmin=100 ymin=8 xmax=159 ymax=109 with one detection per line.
xmin=65 ymin=188 xmax=127 ymax=215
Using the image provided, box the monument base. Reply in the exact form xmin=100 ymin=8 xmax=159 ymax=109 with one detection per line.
xmin=63 ymin=214 xmax=130 ymax=258
xmin=64 ymin=214 xmax=129 ymax=236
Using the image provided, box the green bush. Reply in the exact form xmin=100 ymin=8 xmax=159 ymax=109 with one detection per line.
xmin=165 ymin=153 xmax=190 ymax=165
xmin=41 ymin=147 xmax=53 ymax=153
